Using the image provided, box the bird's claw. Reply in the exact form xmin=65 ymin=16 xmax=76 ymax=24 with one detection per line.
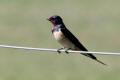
xmin=65 ymin=48 xmax=71 ymax=54
xmin=57 ymin=48 xmax=64 ymax=54
xmin=65 ymin=50 xmax=69 ymax=54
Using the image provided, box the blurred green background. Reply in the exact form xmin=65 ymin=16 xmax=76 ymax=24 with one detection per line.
xmin=0 ymin=0 xmax=120 ymax=80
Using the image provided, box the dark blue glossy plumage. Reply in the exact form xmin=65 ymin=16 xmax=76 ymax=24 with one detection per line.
xmin=48 ymin=15 xmax=106 ymax=65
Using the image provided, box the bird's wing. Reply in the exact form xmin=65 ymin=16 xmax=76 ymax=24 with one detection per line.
xmin=61 ymin=27 xmax=97 ymax=59
xmin=61 ymin=27 xmax=87 ymax=51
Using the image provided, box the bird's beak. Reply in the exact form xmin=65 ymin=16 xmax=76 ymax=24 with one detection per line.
xmin=47 ymin=18 xmax=51 ymax=21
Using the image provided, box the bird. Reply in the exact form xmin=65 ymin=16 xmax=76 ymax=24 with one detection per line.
xmin=47 ymin=15 xmax=106 ymax=65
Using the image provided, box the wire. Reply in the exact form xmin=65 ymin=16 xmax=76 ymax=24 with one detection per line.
xmin=0 ymin=44 xmax=119 ymax=55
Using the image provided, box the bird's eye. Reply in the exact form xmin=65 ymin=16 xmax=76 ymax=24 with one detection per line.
xmin=52 ymin=18 xmax=55 ymax=20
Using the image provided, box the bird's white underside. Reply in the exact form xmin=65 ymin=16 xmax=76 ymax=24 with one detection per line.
xmin=53 ymin=29 xmax=75 ymax=49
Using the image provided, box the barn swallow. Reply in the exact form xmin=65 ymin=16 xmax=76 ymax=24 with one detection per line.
xmin=47 ymin=15 xmax=106 ymax=65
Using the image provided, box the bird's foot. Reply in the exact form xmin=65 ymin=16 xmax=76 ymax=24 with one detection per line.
xmin=65 ymin=48 xmax=71 ymax=54
xmin=57 ymin=48 xmax=64 ymax=54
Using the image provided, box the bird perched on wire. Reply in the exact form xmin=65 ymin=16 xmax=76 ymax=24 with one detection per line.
xmin=47 ymin=15 xmax=106 ymax=65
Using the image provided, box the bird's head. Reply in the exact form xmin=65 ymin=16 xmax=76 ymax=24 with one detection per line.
xmin=47 ymin=15 xmax=63 ymax=26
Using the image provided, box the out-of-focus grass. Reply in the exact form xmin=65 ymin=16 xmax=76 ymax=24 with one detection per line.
xmin=0 ymin=0 xmax=120 ymax=80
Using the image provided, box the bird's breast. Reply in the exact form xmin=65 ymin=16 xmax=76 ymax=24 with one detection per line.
xmin=53 ymin=29 xmax=75 ymax=49
xmin=53 ymin=29 xmax=65 ymax=41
